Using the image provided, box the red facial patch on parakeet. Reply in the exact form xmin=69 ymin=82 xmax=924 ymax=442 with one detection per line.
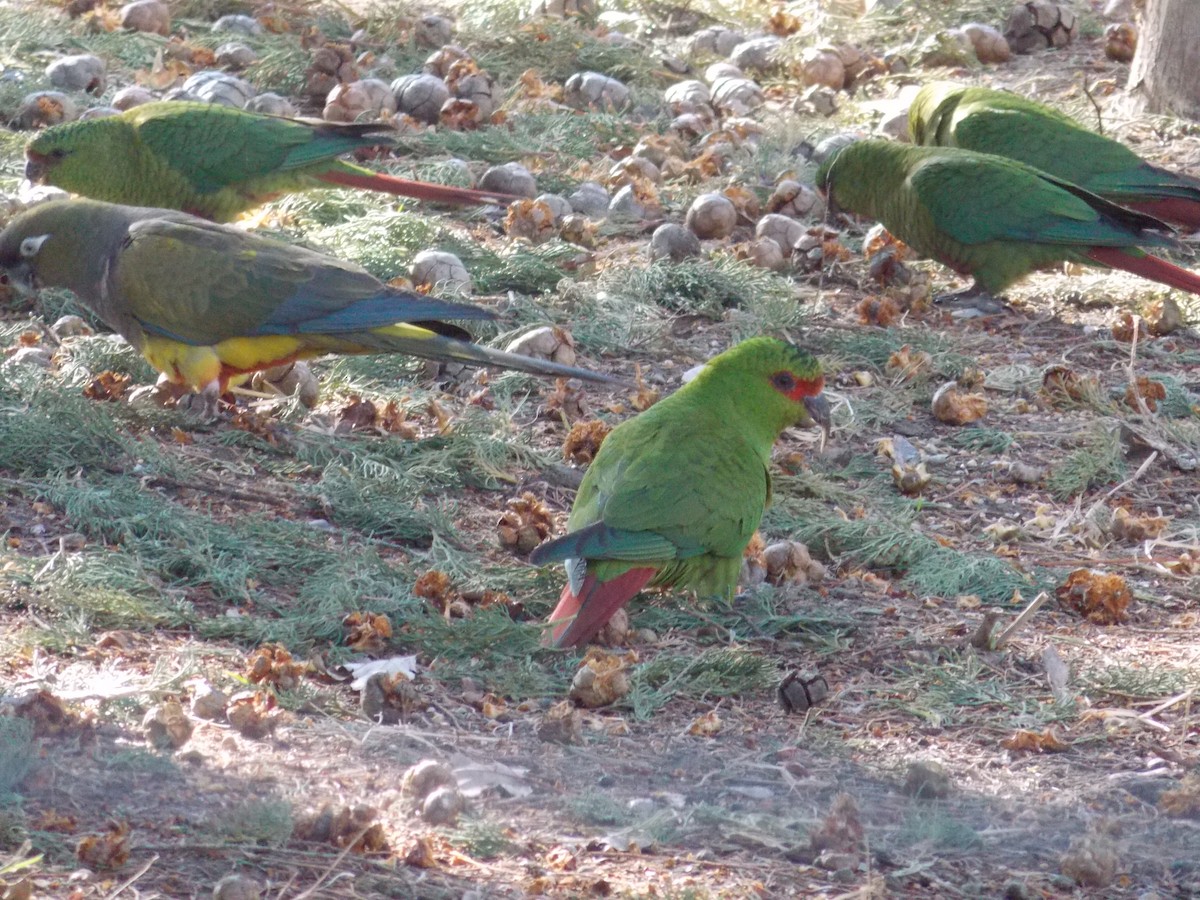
xmin=770 ymin=369 xmax=824 ymax=401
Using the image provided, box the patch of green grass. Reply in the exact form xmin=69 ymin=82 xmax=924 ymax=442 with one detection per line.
xmin=627 ymin=648 xmax=777 ymax=718
xmin=0 ymin=717 xmax=36 ymax=795
xmin=947 ymin=428 xmax=1015 ymax=454
xmin=766 ymin=496 xmax=1032 ymax=601
xmin=452 ymin=818 xmax=519 ymax=859
xmin=1080 ymin=664 xmax=1200 ymax=701
xmin=567 ymin=791 xmax=631 ymax=827
xmin=208 ymin=798 xmax=294 ymax=847
xmin=1046 ymin=425 xmax=1126 ymax=499
xmin=892 ymin=808 xmax=983 ymax=852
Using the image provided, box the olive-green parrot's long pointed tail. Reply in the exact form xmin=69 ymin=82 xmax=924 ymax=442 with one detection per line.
xmin=357 ymin=325 xmax=619 ymax=384
xmin=1087 ymin=247 xmax=1200 ymax=296
xmin=316 ymin=167 xmax=521 ymax=207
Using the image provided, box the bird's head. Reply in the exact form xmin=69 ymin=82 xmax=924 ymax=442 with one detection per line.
xmin=24 ymin=116 xmax=124 ymax=189
xmin=688 ymin=336 xmax=830 ymax=440
xmin=907 ymin=80 xmax=962 ymax=145
xmin=0 ymin=200 xmax=115 ymax=299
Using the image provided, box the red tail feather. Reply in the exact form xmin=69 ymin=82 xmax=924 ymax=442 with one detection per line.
xmin=1087 ymin=247 xmax=1200 ymax=296
xmin=546 ymin=568 xmax=656 ymax=649
xmin=1124 ymin=199 xmax=1200 ymax=231
xmin=316 ymin=169 xmax=519 ymax=206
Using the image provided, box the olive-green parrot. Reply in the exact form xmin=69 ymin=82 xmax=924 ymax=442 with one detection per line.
xmin=24 ymin=101 xmax=516 ymax=222
xmin=909 ymin=81 xmax=1200 ymax=230
xmin=529 ymin=337 xmax=830 ymax=648
xmin=815 ymin=139 xmax=1200 ymax=298
xmin=0 ymin=200 xmax=611 ymax=405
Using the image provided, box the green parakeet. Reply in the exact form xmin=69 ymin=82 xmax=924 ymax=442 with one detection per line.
xmin=815 ymin=139 xmax=1200 ymax=298
xmin=909 ymin=81 xmax=1200 ymax=229
xmin=24 ymin=101 xmax=516 ymax=222
xmin=0 ymin=200 xmax=611 ymax=402
xmin=529 ymin=337 xmax=830 ymax=648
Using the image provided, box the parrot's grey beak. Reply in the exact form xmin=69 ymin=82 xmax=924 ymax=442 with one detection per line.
xmin=803 ymin=394 xmax=832 ymax=443
xmin=3 ymin=262 xmax=37 ymax=297
xmin=23 ymin=155 xmax=46 ymax=184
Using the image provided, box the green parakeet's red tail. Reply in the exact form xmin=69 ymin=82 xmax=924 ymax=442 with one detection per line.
xmin=316 ymin=167 xmax=520 ymax=207
xmin=546 ymin=569 xmax=658 ymax=648
xmin=1122 ymin=199 xmax=1200 ymax=230
xmin=1086 ymin=247 xmax=1200 ymax=295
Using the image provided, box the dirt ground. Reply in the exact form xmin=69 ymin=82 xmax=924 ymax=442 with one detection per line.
xmin=2 ymin=1 xmax=1200 ymax=898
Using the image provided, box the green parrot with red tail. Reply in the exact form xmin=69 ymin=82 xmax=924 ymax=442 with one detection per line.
xmin=529 ymin=337 xmax=830 ymax=649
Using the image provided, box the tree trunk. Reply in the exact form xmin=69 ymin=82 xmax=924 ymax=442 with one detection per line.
xmin=1126 ymin=0 xmax=1200 ymax=119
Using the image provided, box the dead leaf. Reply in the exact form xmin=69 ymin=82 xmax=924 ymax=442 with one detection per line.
xmin=245 ymin=643 xmax=306 ymax=689
xmin=931 ymin=381 xmax=987 ymax=425
xmin=1124 ymin=377 xmax=1166 ymax=412
xmin=76 ymin=820 xmax=131 ymax=871
xmin=497 ymin=492 xmax=553 ymax=556
xmin=1055 ymin=569 xmax=1132 ymax=625
xmin=82 ymin=371 xmax=130 ymax=402
xmin=562 ymin=419 xmax=611 ymax=464
xmin=1001 ymin=727 xmax=1071 ymax=753
xmin=342 ymin=612 xmax=393 ymax=653
xmin=687 ymin=710 xmax=722 ymax=736
xmin=569 ymin=648 xmax=634 ymax=708
xmin=887 ymin=345 xmax=934 ymax=380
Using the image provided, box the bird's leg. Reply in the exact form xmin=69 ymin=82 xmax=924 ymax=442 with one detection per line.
xmin=171 ymin=379 xmax=224 ymax=422
xmin=933 ymin=282 xmax=1009 ymax=313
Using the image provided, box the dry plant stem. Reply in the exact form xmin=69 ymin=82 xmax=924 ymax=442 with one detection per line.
xmin=287 ymin=823 xmax=375 ymax=900
xmin=992 ymin=591 xmax=1050 ymax=649
xmin=103 ymin=853 xmax=159 ymax=899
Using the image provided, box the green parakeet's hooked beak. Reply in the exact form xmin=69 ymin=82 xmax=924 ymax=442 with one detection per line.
xmin=803 ymin=393 xmax=832 ymax=442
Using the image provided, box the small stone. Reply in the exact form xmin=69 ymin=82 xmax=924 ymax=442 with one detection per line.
xmin=755 ymin=214 xmax=804 ymax=256
xmin=215 ymin=42 xmax=258 ymax=69
xmin=778 ymin=672 xmax=829 ymax=713
xmin=119 ymin=0 xmax=170 ymax=35
xmin=566 ymin=182 xmax=609 ymax=217
xmin=421 ymin=786 xmax=464 ymax=826
xmin=212 ymin=14 xmax=262 ymax=36
xmin=414 ymin=14 xmax=454 ymax=48
xmin=903 ymin=761 xmax=952 ymax=799
xmin=212 ymin=873 xmax=264 ymax=900
xmin=47 ymin=54 xmax=107 ymax=94
xmin=729 ymin=36 xmax=783 ymax=74
xmin=411 ymin=250 xmax=472 ymax=295
xmin=649 ymin=223 xmax=702 ymax=262
xmin=563 ymin=71 xmax=630 ymax=111
xmin=52 ymin=315 xmax=91 ymax=338
xmin=323 ymin=78 xmax=396 ymax=122
xmin=402 ymin=759 xmax=456 ymax=802
xmin=190 ymin=683 xmax=229 ymax=721
xmin=245 ymin=93 xmax=297 ymax=117
xmin=112 ymin=86 xmax=155 ymax=110
xmin=16 ymin=91 xmax=79 ymax=129
xmin=479 ymin=162 xmax=537 ymax=198
xmin=391 ymin=73 xmax=449 ymax=124
xmin=180 ymin=71 xmax=255 ymax=107
xmin=5 ymin=347 xmax=53 ymax=369
xmin=684 ymin=192 xmax=737 ymax=240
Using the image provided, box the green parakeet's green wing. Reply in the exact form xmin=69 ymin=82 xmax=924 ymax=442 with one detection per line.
xmin=129 ymin=102 xmax=383 ymax=194
xmin=907 ymin=153 xmax=1176 ymax=249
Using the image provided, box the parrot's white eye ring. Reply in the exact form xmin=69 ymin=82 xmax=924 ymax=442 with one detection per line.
xmin=19 ymin=234 xmax=49 ymax=258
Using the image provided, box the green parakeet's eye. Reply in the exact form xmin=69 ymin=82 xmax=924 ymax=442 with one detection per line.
xmin=770 ymin=371 xmax=796 ymax=393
